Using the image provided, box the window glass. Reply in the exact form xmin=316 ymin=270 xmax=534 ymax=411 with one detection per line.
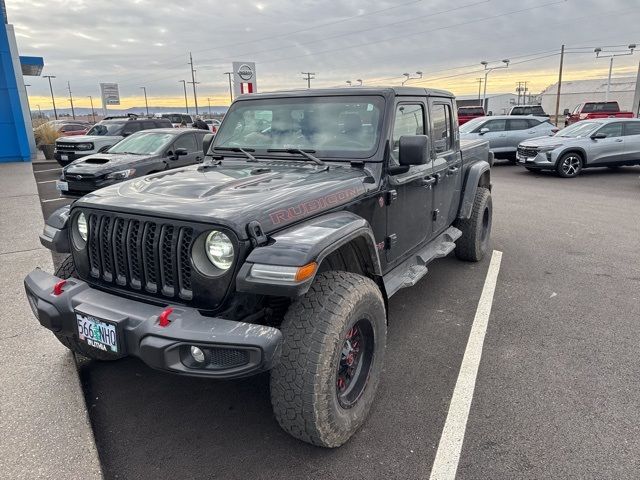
xmin=142 ymin=121 xmax=156 ymax=130
xmin=122 ymin=122 xmax=142 ymax=135
xmin=511 ymin=107 xmax=523 ymax=115
xmin=108 ymin=132 xmax=174 ymax=155
xmin=87 ymin=121 xmax=126 ymax=136
xmin=477 ymin=119 xmax=506 ymax=132
xmin=432 ymin=103 xmax=452 ymax=153
xmin=173 ymin=133 xmax=198 ymax=152
xmin=527 ymin=119 xmax=542 ymax=128
xmin=390 ymin=103 xmax=424 ymax=162
xmin=508 ymin=119 xmax=530 ymax=131
xmin=623 ymin=122 xmax=640 ymax=136
xmin=597 ymin=123 xmax=623 ymax=138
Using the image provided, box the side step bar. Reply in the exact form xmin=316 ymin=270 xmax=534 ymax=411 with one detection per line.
xmin=383 ymin=226 xmax=462 ymax=298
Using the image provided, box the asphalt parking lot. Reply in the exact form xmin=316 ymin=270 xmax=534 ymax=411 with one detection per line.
xmin=30 ymin=161 xmax=640 ymax=479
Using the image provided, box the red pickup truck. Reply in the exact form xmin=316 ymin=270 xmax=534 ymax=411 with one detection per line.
xmin=564 ymin=101 xmax=634 ymax=126
xmin=457 ymin=106 xmax=485 ymax=125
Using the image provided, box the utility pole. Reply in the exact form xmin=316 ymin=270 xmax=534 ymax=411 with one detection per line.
xmin=301 ymin=72 xmax=315 ymax=89
xmin=43 ymin=75 xmax=58 ymax=119
xmin=554 ymin=44 xmax=565 ymax=127
xmin=595 ymin=44 xmax=636 ymax=101
xmin=224 ymin=72 xmax=234 ymax=103
xmin=88 ymin=96 xmax=96 ymax=123
xmin=179 ymin=80 xmax=189 ymax=113
xmin=188 ymin=52 xmax=199 ymax=115
xmin=207 ymin=97 xmax=212 ymax=116
xmin=476 ymin=78 xmax=483 ymax=105
xmin=516 ymin=81 xmax=523 ymax=106
xmin=67 ymin=81 xmax=76 ymax=119
xmin=140 ymin=86 xmax=149 ymax=116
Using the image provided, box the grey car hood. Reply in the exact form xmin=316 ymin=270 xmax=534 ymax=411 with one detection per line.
xmin=56 ymin=135 xmax=122 ymax=143
xmin=519 ymin=135 xmax=585 ymax=148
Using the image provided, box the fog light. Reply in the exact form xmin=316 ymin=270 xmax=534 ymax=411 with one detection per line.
xmin=190 ymin=346 xmax=206 ymax=363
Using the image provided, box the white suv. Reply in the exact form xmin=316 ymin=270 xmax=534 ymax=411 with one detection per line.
xmin=54 ymin=116 xmax=172 ymax=166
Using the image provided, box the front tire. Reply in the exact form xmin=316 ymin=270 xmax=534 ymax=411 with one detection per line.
xmin=455 ymin=187 xmax=492 ymax=262
xmin=53 ymin=256 xmax=118 ymax=361
xmin=270 ymin=271 xmax=387 ymax=448
xmin=556 ymin=153 xmax=582 ymax=178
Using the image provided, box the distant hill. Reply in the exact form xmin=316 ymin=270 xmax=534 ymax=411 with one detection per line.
xmin=33 ymin=106 xmax=229 ymax=116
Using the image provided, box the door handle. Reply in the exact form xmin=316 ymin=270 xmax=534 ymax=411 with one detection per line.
xmin=195 ymin=156 xmax=204 ymax=162
xmin=420 ymin=176 xmax=437 ymax=187
xmin=614 ymin=139 xmax=623 ymax=143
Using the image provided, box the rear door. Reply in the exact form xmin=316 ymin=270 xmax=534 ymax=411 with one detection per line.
xmin=506 ymin=118 xmax=535 ymax=152
xmin=429 ymin=98 xmax=461 ymax=233
xmin=622 ymin=121 xmax=640 ymax=162
xmin=589 ymin=122 xmax=624 ymax=165
xmin=385 ymin=100 xmax=433 ymax=266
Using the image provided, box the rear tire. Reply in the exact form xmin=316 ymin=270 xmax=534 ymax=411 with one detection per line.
xmin=455 ymin=187 xmax=492 ymax=262
xmin=270 ymin=271 xmax=387 ymax=448
xmin=52 ymin=256 xmax=118 ymax=361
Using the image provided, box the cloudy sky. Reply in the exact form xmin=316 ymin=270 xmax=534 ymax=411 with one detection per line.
xmin=7 ymin=0 xmax=640 ymax=109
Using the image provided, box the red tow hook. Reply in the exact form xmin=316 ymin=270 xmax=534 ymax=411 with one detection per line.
xmin=52 ymin=279 xmax=67 ymax=296
xmin=158 ymin=307 xmax=174 ymax=327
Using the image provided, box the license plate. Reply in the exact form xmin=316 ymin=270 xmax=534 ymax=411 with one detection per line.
xmin=55 ymin=181 xmax=68 ymax=191
xmin=76 ymin=312 xmax=119 ymax=353
xmin=60 ymin=154 xmax=69 ymax=160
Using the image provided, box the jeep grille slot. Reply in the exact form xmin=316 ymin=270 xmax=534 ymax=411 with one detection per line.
xmin=85 ymin=212 xmax=195 ymax=300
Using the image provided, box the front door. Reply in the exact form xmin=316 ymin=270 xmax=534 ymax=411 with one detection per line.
xmin=429 ymin=98 xmax=461 ymax=234
xmin=623 ymin=121 xmax=640 ymax=162
xmin=386 ymin=101 xmax=433 ymax=266
xmin=170 ymin=133 xmax=203 ymax=167
xmin=589 ymin=122 xmax=625 ymax=165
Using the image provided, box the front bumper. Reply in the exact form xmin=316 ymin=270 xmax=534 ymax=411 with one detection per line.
xmin=54 ymin=150 xmax=92 ymax=165
xmin=516 ymin=150 xmax=557 ymax=170
xmin=24 ymin=269 xmax=282 ymax=378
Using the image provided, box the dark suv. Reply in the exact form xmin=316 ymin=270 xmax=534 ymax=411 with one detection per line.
xmin=25 ymin=87 xmax=493 ymax=448
xmin=54 ymin=116 xmax=173 ymax=166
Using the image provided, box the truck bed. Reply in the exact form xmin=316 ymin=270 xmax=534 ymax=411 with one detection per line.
xmin=460 ymin=138 xmax=493 ymax=166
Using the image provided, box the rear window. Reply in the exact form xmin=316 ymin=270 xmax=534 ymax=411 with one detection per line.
xmin=87 ymin=121 xmax=126 ymax=136
xmin=624 ymin=122 xmax=640 ymax=136
xmin=458 ymin=107 xmax=484 ymax=116
xmin=582 ymin=102 xmax=620 ymax=113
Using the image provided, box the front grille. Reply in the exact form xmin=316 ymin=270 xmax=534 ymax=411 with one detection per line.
xmin=517 ymin=146 xmax=539 ymax=157
xmin=86 ymin=212 xmax=195 ymax=300
xmin=208 ymin=348 xmax=250 ymax=370
xmin=56 ymin=142 xmax=80 ymax=151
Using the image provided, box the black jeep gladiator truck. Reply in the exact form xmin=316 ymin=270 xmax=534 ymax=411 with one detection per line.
xmin=24 ymin=87 xmax=492 ymax=448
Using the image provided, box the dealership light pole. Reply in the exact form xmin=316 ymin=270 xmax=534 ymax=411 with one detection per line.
xmin=88 ymin=96 xmax=96 ymax=123
xmin=207 ymin=97 xmax=212 ymax=116
xmin=188 ymin=52 xmax=199 ymax=115
xmin=346 ymin=80 xmax=352 ymax=87
xmin=224 ymin=72 xmax=233 ymax=103
xmin=481 ymin=59 xmax=510 ymax=112
xmin=301 ymin=72 xmax=315 ymax=89
xmin=67 ymin=81 xmax=76 ymax=119
xmin=476 ymin=78 xmax=483 ymax=105
xmin=140 ymin=86 xmax=149 ymax=116
xmin=356 ymin=79 xmax=363 ymax=86
xmin=43 ymin=75 xmax=58 ymax=119
xmin=595 ymin=44 xmax=636 ymax=101
xmin=401 ymin=71 xmax=423 ymax=86
xmin=179 ymin=80 xmax=189 ymax=113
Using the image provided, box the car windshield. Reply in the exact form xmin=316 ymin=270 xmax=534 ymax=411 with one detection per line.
xmin=555 ymin=122 xmax=600 ymax=138
xmin=213 ymin=96 xmax=385 ymax=160
xmin=87 ymin=122 xmax=125 ymax=136
xmin=108 ymin=132 xmax=175 ymax=155
xmin=459 ymin=117 xmax=486 ymax=133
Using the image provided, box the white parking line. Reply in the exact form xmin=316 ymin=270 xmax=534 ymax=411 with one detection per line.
xmin=37 ymin=180 xmax=58 ymax=184
xmin=34 ymin=167 xmax=61 ymax=173
xmin=429 ymin=250 xmax=503 ymax=480
xmin=41 ymin=197 xmax=69 ymax=203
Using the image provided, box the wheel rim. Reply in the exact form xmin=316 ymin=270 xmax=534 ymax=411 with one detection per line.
xmin=480 ymin=206 xmax=490 ymax=244
xmin=561 ymin=155 xmax=581 ymax=176
xmin=336 ymin=318 xmax=374 ymax=409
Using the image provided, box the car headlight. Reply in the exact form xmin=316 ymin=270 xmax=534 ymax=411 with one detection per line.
xmin=537 ymin=144 xmax=562 ymax=152
xmin=205 ymin=231 xmax=234 ymax=270
xmin=76 ymin=143 xmax=94 ymax=151
xmin=77 ymin=212 xmax=88 ymax=241
xmin=106 ymin=168 xmax=136 ymax=180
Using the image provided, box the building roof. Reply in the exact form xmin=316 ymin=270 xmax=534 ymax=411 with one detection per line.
xmin=541 ymin=76 xmax=637 ymax=95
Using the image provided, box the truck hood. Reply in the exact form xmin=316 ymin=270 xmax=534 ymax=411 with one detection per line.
xmin=74 ymin=161 xmax=376 ymax=238
xmin=64 ymin=153 xmax=157 ymax=175
xmin=56 ymin=135 xmax=122 ymax=143
xmin=519 ymin=135 xmax=583 ymax=148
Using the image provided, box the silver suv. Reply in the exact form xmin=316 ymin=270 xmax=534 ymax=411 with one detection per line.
xmin=517 ymin=119 xmax=640 ymax=177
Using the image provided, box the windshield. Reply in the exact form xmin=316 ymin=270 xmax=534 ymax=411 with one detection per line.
xmin=555 ymin=122 xmax=600 ymax=138
xmin=108 ymin=132 xmax=175 ymax=155
xmin=459 ymin=117 xmax=486 ymax=133
xmin=213 ymin=96 xmax=385 ymax=160
xmin=87 ymin=122 xmax=125 ymax=136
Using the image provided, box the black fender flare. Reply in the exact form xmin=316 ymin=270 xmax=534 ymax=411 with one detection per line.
xmin=458 ymin=160 xmax=491 ymax=220
xmin=39 ymin=205 xmax=72 ymax=253
xmin=236 ymin=211 xmax=382 ymax=297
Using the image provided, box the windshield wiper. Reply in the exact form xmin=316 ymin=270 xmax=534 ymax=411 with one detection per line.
xmin=213 ymin=146 xmax=257 ymax=161
xmin=267 ymin=148 xmax=325 ymax=166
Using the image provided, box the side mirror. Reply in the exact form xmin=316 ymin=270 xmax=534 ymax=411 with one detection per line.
xmin=398 ymin=135 xmax=429 ymax=166
xmin=202 ymin=133 xmax=215 ymax=154
xmin=591 ymin=132 xmax=607 ymax=140
xmin=563 ymin=109 xmax=570 ymax=116
xmin=174 ymin=147 xmax=188 ymax=157
xmin=98 ymin=145 xmax=110 ymax=153
xmin=479 ymin=127 xmax=490 ymax=135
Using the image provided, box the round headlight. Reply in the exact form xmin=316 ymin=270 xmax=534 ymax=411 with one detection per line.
xmin=205 ymin=231 xmax=234 ymax=270
xmin=77 ymin=213 xmax=88 ymax=241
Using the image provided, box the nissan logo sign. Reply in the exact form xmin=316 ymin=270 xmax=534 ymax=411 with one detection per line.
xmin=237 ymin=64 xmax=253 ymax=81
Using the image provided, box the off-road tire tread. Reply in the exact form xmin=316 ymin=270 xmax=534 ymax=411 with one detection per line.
xmin=455 ymin=187 xmax=491 ymax=262
xmin=270 ymin=271 xmax=386 ymax=448
xmin=52 ymin=255 xmax=117 ymax=361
